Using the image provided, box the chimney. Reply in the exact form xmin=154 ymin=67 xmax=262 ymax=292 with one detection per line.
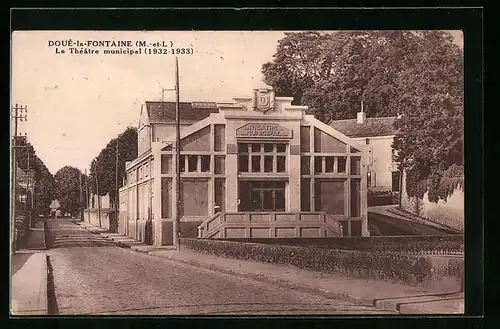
xmin=357 ymin=100 xmax=366 ymax=124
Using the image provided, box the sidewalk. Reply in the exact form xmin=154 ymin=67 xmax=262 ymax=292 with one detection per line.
xmin=369 ymin=205 xmax=456 ymax=234
xmin=75 ymin=221 xmax=175 ymax=252
xmin=77 ymin=221 xmax=464 ymax=314
xmin=11 ymin=220 xmax=48 ymax=316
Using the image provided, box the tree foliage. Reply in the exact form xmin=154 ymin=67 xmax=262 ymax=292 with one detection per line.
xmin=89 ymin=127 xmax=138 ymax=206
xmin=14 ymin=137 xmax=55 ymax=214
xmin=263 ymin=30 xmax=463 ymax=202
xmin=263 ymin=31 xmax=422 ymax=122
xmin=392 ymin=31 xmax=464 ymax=201
xmin=54 ymin=166 xmax=85 ymax=215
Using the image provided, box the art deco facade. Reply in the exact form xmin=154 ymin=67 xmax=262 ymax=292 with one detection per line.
xmin=119 ymin=87 xmax=369 ymax=246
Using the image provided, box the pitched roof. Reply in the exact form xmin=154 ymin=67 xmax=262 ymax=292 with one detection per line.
xmin=145 ymin=101 xmax=219 ymax=123
xmin=329 ymin=116 xmax=398 ymax=138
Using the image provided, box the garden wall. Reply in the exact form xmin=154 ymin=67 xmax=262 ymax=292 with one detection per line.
xmin=400 ymin=171 xmax=464 ymax=232
xmin=84 ymin=208 xmax=118 ymax=232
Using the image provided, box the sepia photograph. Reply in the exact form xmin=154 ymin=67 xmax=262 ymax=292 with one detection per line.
xmin=10 ymin=28 xmax=465 ymax=316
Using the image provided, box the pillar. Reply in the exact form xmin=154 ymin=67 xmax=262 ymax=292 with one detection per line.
xmin=153 ymin=151 xmax=163 ymax=246
xmin=288 ymin=121 xmax=301 ymax=212
xmin=361 ymin=145 xmax=370 ymax=237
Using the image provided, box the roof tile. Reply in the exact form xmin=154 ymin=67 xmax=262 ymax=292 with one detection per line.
xmin=145 ymin=101 xmax=219 ymax=123
xmin=329 ymin=116 xmax=398 ymax=138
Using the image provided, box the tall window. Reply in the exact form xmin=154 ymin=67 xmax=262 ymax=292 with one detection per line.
xmin=313 ymin=156 xmax=347 ymax=174
xmin=238 ymin=143 xmax=287 ymax=173
xmin=179 ymin=155 xmax=211 ymax=173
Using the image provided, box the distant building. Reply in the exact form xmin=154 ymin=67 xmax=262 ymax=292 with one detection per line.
xmin=14 ymin=167 xmax=35 ymax=248
xmin=16 ymin=167 xmax=35 ymax=203
xmin=329 ymin=109 xmax=399 ymax=192
xmin=119 ymin=86 xmax=370 ymax=246
xmin=50 ymin=199 xmax=61 ymax=218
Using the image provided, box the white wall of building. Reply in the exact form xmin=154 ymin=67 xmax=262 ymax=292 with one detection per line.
xmin=354 ymin=136 xmax=396 ymax=191
xmin=137 ymin=125 xmax=151 ymax=156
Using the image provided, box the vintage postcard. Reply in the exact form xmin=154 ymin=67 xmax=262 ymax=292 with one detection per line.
xmin=10 ymin=29 xmax=464 ymax=316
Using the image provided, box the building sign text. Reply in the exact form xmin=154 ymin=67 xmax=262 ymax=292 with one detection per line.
xmin=236 ymin=123 xmax=292 ymax=139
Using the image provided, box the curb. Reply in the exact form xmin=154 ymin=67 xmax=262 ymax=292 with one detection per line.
xmin=42 ymin=219 xmax=48 ymax=250
xmin=148 ymin=251 xmax=378 ymax=310
xmin=373 ymin=292 xmax=464 ymax=314
xmin=40 ymin=255 xmax=49 ymax=315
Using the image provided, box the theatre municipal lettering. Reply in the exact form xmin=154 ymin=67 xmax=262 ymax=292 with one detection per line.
xmin=118 ymin=86 xmax=369 ymax=246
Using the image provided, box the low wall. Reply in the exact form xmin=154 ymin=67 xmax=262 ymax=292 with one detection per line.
xmin=180 ymin=238 xmax=464 ymax=289
xmin=400 ymin=171 xmax=464 ymax=232
xmin=84 ymin=208 xmax=117 ymax=232
xmin=14 ymin=212 xmax=31 ymax=250
xmin=220 ymin=235 xmax=464 ymax=254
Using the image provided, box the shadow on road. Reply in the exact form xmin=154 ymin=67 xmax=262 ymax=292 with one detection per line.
xmin=46 ymin=255 xmax=59 ymax=315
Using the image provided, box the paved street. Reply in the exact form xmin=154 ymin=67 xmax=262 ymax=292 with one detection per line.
xmin=45 ymin=219 xmax=392 ymax=315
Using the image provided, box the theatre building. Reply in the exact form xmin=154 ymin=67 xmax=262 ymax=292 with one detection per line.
xmin=118 ymin=86 xmax=369 ymax=246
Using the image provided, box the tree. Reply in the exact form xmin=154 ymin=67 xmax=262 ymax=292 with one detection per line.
xmin=262 ymin=31 xmax=335 ymax=121
xmin=89 ymin=127 xmax=137 ymax=207
xmin=263 ymin=30 xmax=463 ymax=202
xmin=392 ymin=31 xmax=464 ymax=202
xmin=54 ymin=166 xmax=84 ymax=216
xmin=263 ymin=31 xmax=424 ymax=122
xmin=14 ymin=137 xmax=56 ymax=215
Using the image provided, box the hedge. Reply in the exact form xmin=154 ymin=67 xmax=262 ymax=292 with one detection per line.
xmin=218 ymin=235 xmax=464 ymax=254
xmin=181 ymin=238 xmax=464 ymax=288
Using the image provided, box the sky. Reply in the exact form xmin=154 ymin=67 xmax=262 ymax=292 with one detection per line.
xmin=11 ymin=30 xmax=463 ymax=175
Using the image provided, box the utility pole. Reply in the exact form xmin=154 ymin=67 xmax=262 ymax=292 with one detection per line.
xmin=160 ymin=63 xmax=179 ymax=248
xmin=28 ymin=152 xmax=35 ymax=228
xmin=25 ymin=153 xmax=29 ymax=213
xmin=95 ymin=166 xmax=102 ymax=227
xmin=115 ymin=138 xmax=119 ymax=232
xmin=79 ymin=170 xmax=83 ymax=221
xmin=11 ymin=104 xmax=27 ymax=254
xmin=174 ymin=57 xmax=181 ymax=250
xmin=115 ymin=139 xmax=119 ymax=211
xmin=85 ymin=169 xmax=89 ymax=223
xmin=26 ymin=152 xmax=32 ymax=227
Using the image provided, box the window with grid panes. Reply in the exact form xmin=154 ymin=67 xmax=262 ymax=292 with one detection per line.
xmin=237 ymin=143 xmax=287 ymax=173
xmin=314 ymin=156 xmax=348 ymax=174
xmin=180 ymin=155 xmax=212 ymax=173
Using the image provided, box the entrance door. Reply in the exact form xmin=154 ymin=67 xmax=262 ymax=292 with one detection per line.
xmin=239 ymin=181 xmax=286 ymax=212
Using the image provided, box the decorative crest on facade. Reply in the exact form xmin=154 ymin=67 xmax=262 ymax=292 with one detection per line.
xmin=252 ymin=85 xmax=275 ymax=113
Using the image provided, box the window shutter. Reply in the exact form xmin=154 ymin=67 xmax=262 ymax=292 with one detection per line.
xmin=371 ymin=171 xmax=377 ymax=187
